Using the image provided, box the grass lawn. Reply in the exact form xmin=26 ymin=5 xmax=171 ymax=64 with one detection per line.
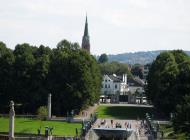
xmin=0 ymin=117 xmax=81 ymax=136
xmin=96 ymin=105 xmax=153 ymax=119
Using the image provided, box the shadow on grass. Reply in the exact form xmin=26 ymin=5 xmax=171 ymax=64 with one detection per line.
xmin=98 ymin=106 xmax=153 ymax=119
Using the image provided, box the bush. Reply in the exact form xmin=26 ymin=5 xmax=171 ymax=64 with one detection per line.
xmin=37 ymin=106 xmax=48 ymax=120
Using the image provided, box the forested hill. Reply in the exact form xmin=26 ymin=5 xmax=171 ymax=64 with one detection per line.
xmin=108 ymin=50 xmax=190 ymax=65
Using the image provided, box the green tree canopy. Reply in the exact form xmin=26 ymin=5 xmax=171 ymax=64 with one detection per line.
xmin=173 ymin=95 xmax=190 ymax=135
xmin=0 ymin=40 xmax=101 ymax=115
xmin=131 ymin=64 xmax=143 ymax=79
xmin=146 ymin=50 xmax=190 ymax=117
xmin=48 ymin=40 xmax=101 ymax=115
xmin=98 ymin=53 xmax=108 ymax=63
xmin=99 ymin=61 xmax=132 ymax=77
xmin=0 ymin=42 xmax=15 ymax=110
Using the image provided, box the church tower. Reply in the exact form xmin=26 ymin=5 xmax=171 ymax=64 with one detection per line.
xmin=82 ymin=15 xmax=90 ymax=53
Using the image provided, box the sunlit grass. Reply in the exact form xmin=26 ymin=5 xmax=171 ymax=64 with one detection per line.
xmin=96 ymin=105 xmax=153 ymax=119
xmin=0 ymin=117 xmax=81 ymax=136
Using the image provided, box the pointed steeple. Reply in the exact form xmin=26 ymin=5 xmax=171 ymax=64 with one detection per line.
xmin=82 ymin=14 xmax=90 ymax=53
xmin=84 ymin=15 xmax=89 ymax=36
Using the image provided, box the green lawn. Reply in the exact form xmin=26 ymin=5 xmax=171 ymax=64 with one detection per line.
xmin=96 ymin=105 xmax=153 ymax=119
xmin=0 ymin=117 xmax=81 ymax=136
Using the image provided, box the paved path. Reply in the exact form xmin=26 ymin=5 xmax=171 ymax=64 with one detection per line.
xmin=51 ymin=104 xmax=99 ymax=122
xmin=76 ymin=104 xmax=98 ymax=120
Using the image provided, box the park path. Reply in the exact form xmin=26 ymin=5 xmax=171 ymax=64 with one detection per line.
xmin=76 ymin=104 xmax=98 ymax=120
xmin=51 ymin=104 xmax=98 ymax=122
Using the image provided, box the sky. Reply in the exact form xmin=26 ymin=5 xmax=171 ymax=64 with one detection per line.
xmin=0 ymin=0 xmax=190 ymax=55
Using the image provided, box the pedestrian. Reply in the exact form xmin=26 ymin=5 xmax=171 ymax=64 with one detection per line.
xmin=125 ymin=122 xmax=127 ymax=128
xmin=111 ymin=119 xmax=113 ymax=127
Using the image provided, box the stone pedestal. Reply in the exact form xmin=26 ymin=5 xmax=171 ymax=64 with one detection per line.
xmin=9 ymin=101 xmax=15 ymax=140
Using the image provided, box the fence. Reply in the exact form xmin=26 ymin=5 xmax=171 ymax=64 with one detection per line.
xmin=0 ymin=135 xmax=8 ymax=140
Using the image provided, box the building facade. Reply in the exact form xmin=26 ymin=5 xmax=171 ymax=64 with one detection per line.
xmin=101 ymin=74 xmax=129 ymax=103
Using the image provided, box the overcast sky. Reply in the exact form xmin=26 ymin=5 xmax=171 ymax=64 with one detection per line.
xmin=1 ymin=0 xmax=190 ymax=55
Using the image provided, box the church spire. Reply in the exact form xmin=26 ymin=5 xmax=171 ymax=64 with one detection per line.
xmin=84 ymin=15 xmax=89 ymax=36
xmin=82 ymin=14 xmax=90 ymax=53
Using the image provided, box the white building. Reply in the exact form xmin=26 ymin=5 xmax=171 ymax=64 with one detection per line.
xmin=127 ymin=77 xmax=146 ymax=104
xmin=101 ymin=74 xmax=129 ymax=103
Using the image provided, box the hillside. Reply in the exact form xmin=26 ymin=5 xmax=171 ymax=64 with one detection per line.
xmin=108 ymin=50 xmax=190 ymax=65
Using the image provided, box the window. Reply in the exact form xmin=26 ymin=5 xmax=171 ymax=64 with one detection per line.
xmin=108 ymin=84 xmax=110 ymax=88
xmin=115 ymin=84 xmax=117 ymax=89
xmin=105 ymin=79 xmax=107 ymax=82
xmin=105 ymin=84 xmax=107 ymax=88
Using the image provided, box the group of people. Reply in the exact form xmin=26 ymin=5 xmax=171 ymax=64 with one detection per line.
xmin=124 ymin=121 xmax=132 ymax=129
xmin=98 ymin=119 xmax=132 ymax=129
xmin=137 ymin=120 xmax=144 ymax=135
xmin=81 ymin=111 xmax=88 ymax=117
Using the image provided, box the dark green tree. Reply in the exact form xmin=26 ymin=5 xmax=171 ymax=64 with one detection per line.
xmin=48 ymin=40 xmax=101 ymax=115
xmin=173 ymin=95 xmax=190 ymax=135
xmin=0 ymin=42 xmax=15 ymax=112
xmin=98 ymin=53 xmax=108 ymax=63
xmin=146 ymin=50 xmax=190 ymax=117
xmin=0 ymin=39 xmax=101 ymax=115
xmin=99 ymin=61 xmax=131 ymax=77
xmin=131 ymin=64 xmax=143 ymax=79
xmin=30 ymin=45 xmax=51 ymax=110
xmin=13 ymin=43 xmax=36 ymax=112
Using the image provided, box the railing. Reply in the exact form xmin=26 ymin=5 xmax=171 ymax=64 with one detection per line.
xmin=0 ymin=134 xmax=9 ymax=140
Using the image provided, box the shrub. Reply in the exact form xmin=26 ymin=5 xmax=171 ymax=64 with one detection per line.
xmin=37 ymin=106 xmax=48 ymax=120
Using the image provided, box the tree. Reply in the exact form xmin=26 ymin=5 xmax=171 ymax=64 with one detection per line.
xmin=146 ymin=51 xmax=179 ymax=115
xmin=131 ymin=64 xmax=143 ymax=79
xmin=31 ymin=45 xmax=51 ymax=106
xmin=10 ymin=44 xmax=51 ymax=113
xmin=173 ymin=95 xmax=190 ymax=135
xmin=98 ymin=53 xmax=108 ymax=63
xmin=146 ymin=50 xmax=190 ymax=117
xmin=48 ymin=40 xmax=101 ymax=115
xmin=37 ymin=106 xmax=48 ymax=120
xmin=13 ymin=43 xmax=37 ymax=112
xmin=99 ymin=61 xmax=132 ymax=77
xmin=0 ymin=39 xmax=101 ymax=116
xmin=0 ymin=42 xmax=15 ymax=112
